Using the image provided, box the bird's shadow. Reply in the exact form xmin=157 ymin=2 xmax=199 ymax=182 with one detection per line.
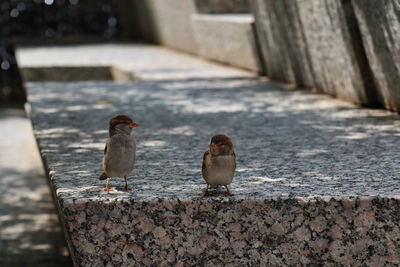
xmin=202 ymin=186 xmax=233 ymax=197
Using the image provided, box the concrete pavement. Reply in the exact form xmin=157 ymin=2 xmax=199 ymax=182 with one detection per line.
xmin=0 ymin=104 xmax=72 ymax=266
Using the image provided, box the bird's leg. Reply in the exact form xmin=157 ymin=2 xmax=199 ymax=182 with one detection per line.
xmin=124 ymin=176 xmax=132 ymax=191
xmin=224 ymin=185 xmax=234 ymax=196
xmin=104 ymin=177 xmax=112 ymax=191
xmin=204 ymin=184 xmax=211 ymax=196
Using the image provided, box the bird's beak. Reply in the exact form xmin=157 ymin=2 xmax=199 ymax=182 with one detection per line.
xmin=129 ymin=122 xmax=139 ymax=128
xmin=210 ymin=144 xmax=219 ymax=150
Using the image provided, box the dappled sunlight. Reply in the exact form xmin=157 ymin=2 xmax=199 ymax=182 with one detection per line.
xmin=25 ymin=80 xmax=400 ymax=201
xmin=68 ymin=142 xmax=104 ymax=150
xmin=161 ymin=78 xmax=261 ymax=90
xmin=0 ymin=167 xmax=71 ymax=263
xmin=37 ymin=127 xmax=80 ymax=136
xmin=141 ymin=140 xmax=167 ymax=147
xmin=155 ymin=126 xmax=196 ymax=136
xmin=246 ymin=177 xmax=286 ymax=185
xmin=180 ymin=99 xmax=248 ymax=114
xmin=2 ymin=214 xmax=58 ymax=239
xmin=296 ymin=149 xmax=328 ymax=157
xmin=337 ymin=132 xmax=369 ymax=140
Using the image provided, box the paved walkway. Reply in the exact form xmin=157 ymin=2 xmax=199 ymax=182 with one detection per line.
xmin=0 ymin=104 xmax=72 ymax=266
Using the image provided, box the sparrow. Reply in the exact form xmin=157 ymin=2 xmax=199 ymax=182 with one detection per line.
xmin=99 ymin=115 xmax=139 ymax=191
xmin=202 ymin=134 xmax=236 ymax=196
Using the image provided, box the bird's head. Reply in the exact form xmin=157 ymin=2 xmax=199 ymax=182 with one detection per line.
xmin=109 ymin=115 xmax=139 ymax=136
xmin=209 ymin=134 xmax=234 ymax=156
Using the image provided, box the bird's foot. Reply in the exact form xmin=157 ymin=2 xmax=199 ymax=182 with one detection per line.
xmin=224 ymin=186 xmax=234 ymax=196
xmin=225 ymin=191 xmax=234 ymax=197
xmin=123 ymin=186 xmax=132 ymax=191
xmin=104 ymin=187 xmax=112 ymax=192
xmin=204 ymin=190 xmax=211 ymax=197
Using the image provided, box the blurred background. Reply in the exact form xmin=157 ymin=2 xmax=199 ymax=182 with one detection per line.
xmin=0 ymin=0 xmax=142 ymax=103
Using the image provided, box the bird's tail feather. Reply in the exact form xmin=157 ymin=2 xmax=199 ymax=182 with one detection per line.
xmin=99 ymin=172 xmax=107 ymax=180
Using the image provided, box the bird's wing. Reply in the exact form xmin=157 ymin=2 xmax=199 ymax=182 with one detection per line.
xmin=202 ymin=150 xmax=211 ymax=180
xmin=99 ymin=172 xmax=107 ymax=180
xmin=104 ymin=143 xmax=107 ymax=155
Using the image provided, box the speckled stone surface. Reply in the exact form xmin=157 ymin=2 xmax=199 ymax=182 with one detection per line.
xmin=27 ymin=79 xmax=400 ymax=266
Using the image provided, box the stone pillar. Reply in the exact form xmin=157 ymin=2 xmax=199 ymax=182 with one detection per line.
xmin=352 ymin=0 xmax=400 ymax=111
xmin=251 ymin=0 xmax=379 ymax=105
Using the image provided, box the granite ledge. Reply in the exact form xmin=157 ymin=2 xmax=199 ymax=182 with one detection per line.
xmin=63 ymin=197 xmax=400 ymax=266
xmin=26 ymin=79 xmax=400 ymax=266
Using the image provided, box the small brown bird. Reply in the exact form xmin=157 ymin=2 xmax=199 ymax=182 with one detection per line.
xmin=99 ymin=115 xmax=139 ymax=191
xmin=202 ymin=134 xmax=236 ymax=196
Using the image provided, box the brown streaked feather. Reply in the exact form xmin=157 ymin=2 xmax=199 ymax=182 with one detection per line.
xmin=202 ymin=150 xmax=211 ymax=173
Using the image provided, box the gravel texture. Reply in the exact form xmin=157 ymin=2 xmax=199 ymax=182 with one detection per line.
xmin=26 ymin=79 xmax=400 ymax=266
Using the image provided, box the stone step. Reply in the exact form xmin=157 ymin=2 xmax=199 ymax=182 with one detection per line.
xmin=191 ymin=13 xmax=264 ymax=72
xmin=16 ymin=43 xmax=255 ymax=82
xmin=26 ymin=77 xmax=400 ymax=266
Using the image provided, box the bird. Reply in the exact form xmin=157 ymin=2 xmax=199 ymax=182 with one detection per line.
xmin=202 ymin=134 xmax=236 ymax=196
xmin=99 ymin=115 xmax=139 ymax=191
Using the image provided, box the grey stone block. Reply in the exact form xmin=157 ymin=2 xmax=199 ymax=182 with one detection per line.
xmin=352 ymin=0 xmax=400 ymax=111
xmin=251 ymin=0 xmax=315 ymax=87
xmin=194 ymin=0 xmax=250 ymax=13
xmin=135 ymin=0 xmax=198 ymax=54
xmin=27 ymin=79 xmax=400 ymax=265
xmin=16 ymin=44 xmax=255 ymax=82
xmin=251 ymin=0 xmax=373 ymax=104
xmin=192 ymin=14 xmax=263 ymax=72
xmin=296 ymin=0 xmax=369 ymax=102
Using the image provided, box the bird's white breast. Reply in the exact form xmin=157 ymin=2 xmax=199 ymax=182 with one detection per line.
xmin=103 ymin=134 xmax=136 ymax=178
xmin=206 ymin=155 xmax=235 ymax=186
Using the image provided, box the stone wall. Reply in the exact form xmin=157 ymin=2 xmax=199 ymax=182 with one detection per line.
xmin=134 ymin=0 xmax=400 ymax=110
xmin=352 ymin=0 xmax=400 ymax=111
xmin=134 ymin=0 xmax=263 ymax=72
xmin=191 ymin=14 xmax=263 ymax=72
xmin=251 ymin=0 xmax=399 ymax=110
xmin=63 ymin=198 xmax=400 ymax=266
xmin=135 ymin=0 xmax=198 ymax=54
